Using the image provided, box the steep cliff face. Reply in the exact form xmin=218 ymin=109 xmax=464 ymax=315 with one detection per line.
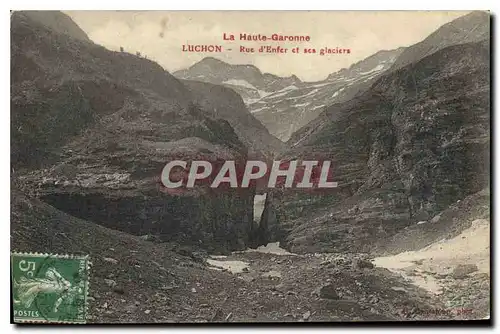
xmin=11 ymin=11 xmax=263 ymax=253
xmin=182 ymin=80 xmax=285 ymax=157
xmin=9 ymin=189 xmax=257 ymax=322
xmin=268 ymin=39 xmax=489 ymax=254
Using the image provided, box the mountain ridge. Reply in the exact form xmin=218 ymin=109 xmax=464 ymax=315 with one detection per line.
xmin=174 ymin=47 xmax=405 ymax=141
xmin=289 ymin=10 xmax=490 ymax=145
xmin=250 ymin=47 xmax=405 ymax=140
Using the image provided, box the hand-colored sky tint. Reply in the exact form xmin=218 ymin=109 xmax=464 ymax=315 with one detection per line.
xmin=66 ymin=10 xmax=470 ymax=81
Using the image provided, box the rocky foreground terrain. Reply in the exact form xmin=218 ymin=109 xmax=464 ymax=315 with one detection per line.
xmin=12 ymin=190 xmax=489 ymax=322
xmin=11 ymin=10 xmax=490 ymax=323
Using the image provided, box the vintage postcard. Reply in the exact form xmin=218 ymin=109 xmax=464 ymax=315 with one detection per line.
xmin=10 ymin=10 xmax=490 ymax=324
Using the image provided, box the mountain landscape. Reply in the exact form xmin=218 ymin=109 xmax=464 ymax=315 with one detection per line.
xmin=250 ymin=48 xmax=406 ymax=141
xmin=175 ymin=49 xmax=406 ymax=141
xmin=270 ymin=37 xmax=490 ymax=254
xmin=11 ymin=10 xmax=490 ymax=323
xmin=174 ymin=57 xmax=302 ymax=105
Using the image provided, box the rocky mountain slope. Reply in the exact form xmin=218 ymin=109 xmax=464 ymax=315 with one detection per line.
xmin=14 ymin=10 xmax=91 ymax=42
xmin=11 ymin=11 xmax=275 ymax=253
xmin=265 ymin=35 xmax=489 ymax=254
xmin=181 ymin=80 xmax=284 ymax=157
xmin=174 ymin=50 xmax=405 ymax=142
xmin=289 ymin=11 xmax=490 ymax=146
xmin=251 ymin=48 xmax=405 ymax=141
xmin=390 ymin=11 xmax=490 ymax=71
xmin=10 ymin=10 xmax=490 ymax=323
xmin=173 ymin=12 xmax=490 ymax=143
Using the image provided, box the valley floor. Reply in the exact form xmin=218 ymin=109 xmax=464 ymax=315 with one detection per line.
xmin=11 ymin=192 xmax=490 ymax=323
xmin=197 ymin=237 xmax=489 ymax=323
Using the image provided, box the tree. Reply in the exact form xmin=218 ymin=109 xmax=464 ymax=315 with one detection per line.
xmin=119 ymin=46 xmax=124 ymax=52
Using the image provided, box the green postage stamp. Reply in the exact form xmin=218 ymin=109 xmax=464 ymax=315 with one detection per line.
xmin=11 ymin=252 xmax=90 ymax=324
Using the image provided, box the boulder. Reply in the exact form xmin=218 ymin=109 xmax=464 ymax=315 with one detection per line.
xmin=452 ymin=264 xmax=478 ymax=279
xmin=352 ymin=258 xmax=374 ymax=270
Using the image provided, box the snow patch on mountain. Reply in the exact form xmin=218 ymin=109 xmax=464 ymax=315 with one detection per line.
xmin=250 ymin=106 xmax=269 ymax=114
xmin=359 ymin=64 xmax=386 ymax=76
xmin=284 ymin=89 xmax=321 ymax=101
xmin=311 ymin=81 xmax=337 ymax=88
xmin=311 ymin=105 xmax=325 ymax=111
xmin=223 ymin=79 xmax=257 ymax=90
xmin=266 ymin=85 xmax=299 ymax=99
xmin=258 ymin=90 xmax=272 ymax=98
xmin=332 ymin=88 xmax=345 ymax=98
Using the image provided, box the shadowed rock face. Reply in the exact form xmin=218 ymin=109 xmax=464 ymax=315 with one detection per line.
xmin=267 ymin=39 xmax=490 ymax=254
xmin=181 ymin=80 xmax=285 ymax=158
xmin=11 ymin=11 xmax=271 ymax=253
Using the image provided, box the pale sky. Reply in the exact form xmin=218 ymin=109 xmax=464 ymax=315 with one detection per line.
xmin=66 ymin=11 xmax=470 ymax=81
